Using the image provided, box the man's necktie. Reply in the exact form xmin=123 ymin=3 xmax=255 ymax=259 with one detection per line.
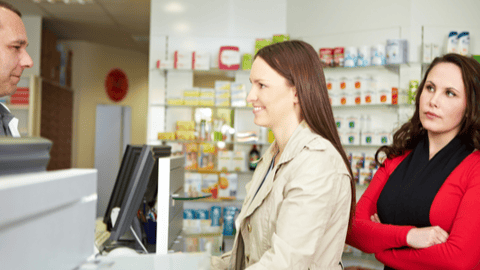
xmin=0 ymin=105 xmax=13 ymax=136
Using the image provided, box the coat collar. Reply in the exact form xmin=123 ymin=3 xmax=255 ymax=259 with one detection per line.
xmin=242 ymin=120 xmax=327 ymax=219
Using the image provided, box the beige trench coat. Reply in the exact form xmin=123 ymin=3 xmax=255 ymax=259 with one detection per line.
xmin=211 ymin=121 xmax=352 ymax=270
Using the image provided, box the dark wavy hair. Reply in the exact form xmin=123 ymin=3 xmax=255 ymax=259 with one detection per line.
xmin=375 ymin=53 xmax=480 ymax=165
xmin=255 ymin=40 xmax=356 ymax=230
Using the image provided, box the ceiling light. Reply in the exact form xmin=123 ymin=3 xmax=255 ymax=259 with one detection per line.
xmin=165 ymin=2 xmax=184 ymax=13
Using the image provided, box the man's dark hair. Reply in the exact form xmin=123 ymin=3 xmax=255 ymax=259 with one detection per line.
xmin=0 ymin=1 xmax=22 ymax=17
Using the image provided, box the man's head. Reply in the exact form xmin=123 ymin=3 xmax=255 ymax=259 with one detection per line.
xmin=0 ymin=1 xmax=33 ymax=97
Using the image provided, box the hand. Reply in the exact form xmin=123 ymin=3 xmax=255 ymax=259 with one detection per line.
xmin=406 ymin=226 xmax=449 ymax=249
xmin=370 ymin=213 xmax=381 ymax=223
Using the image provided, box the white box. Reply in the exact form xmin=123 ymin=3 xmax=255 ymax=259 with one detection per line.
xmin=218 ymin=173 xmax=238 ymax=199
xmin=156 ymin=59 xmax=174 ymax=69
xmin=423 ymin=43 xmax=432 ymax=63
xmin=345 ymin=130 xmax=360 ymax=145
xmin=431 ymin=43 xmax=441 ymax=59
xmin=232 ymin=151 xmax=247 ymax=172
xmin=174 ymin=50 xmax=193 ymax=70
xmin=217 ymin=151 xmax=233 ymax=171
xmin=193 ymin=52 xmax=210 ymax=70
xmin=184 ymin=172 xmax=202 ymax=197
xmin=386 ymin=39 xmax=408 ymax=64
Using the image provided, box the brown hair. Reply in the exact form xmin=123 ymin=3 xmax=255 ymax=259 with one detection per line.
xmin=255 ymin=40 xmax=356 ymax=230
xmin=0 ymin=1 xmax=22 ymax=17
xmin=376 ymin=53 xmax=480 ymax=164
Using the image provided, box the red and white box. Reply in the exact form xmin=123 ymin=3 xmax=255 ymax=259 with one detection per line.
xmin=156 ymin=59 xmax=174 ymax=69
xmin=174 ymin=50 xmax=192 ymax=70
xmin=218 ymin=46 xmax=240 ymax=70
xmin=319 ymin=48 xmax=334 ymax=67
xmin=192 ymin=52 xmax=210 ymax=70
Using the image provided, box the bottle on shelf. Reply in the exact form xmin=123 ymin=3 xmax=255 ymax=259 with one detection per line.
xmin=249 ymin=144 xmax=260 ymax=171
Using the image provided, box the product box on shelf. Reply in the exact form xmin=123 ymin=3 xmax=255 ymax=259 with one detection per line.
xmin=156 ymin=59 xmax=174 ymax=69
xmin=158 ymin=132 xmax=176 ymax=140
xmin=177 ymin=120 xmax=196 ymax=131
xmin=333 ymin=47 xmax=344 ymax=67
xmin=376 ymin=131 xmax=392 ymax=145
xmin=167 ymin=97 xmax=184 ymax=105
xmin=192 ymin=52 xmax=210 ymax=70
xmin=344 ymin=47 xmax=357 ymax=67
xmin=174 ymin=50 xmax=193 ymax=70
xmin=176 ymin=130 xmax=196 ymax=141
xmin=201 ymin=173 xmax=219 ymax=198
xmin=219 ymin=46 xmax=240 ymax=70
xmin=319 ymin=48 xmax=334 ymax=67
xmin=217 ymin=150 xmax=233 ymax=171
xmin=185 ymin=143 xmax=199 ymax=170
xmin=198 ymin=143 xmax=216 ymax=171
xmin=185 ymin=172 xmax=202 ymax=197
xmin=356 ymin=46 xmax=371 ymax=67
xmin=218 ymin=173 xmax=238 ymax=199
xmin=361 ymin=131 xmax=376 ymax=145
xmin=231 ymin=83 xmax=247 ymax=107
xmin=344 ymin=130 xmax=360 ymax=145
xmin=371 ymin=44 xmax=386 ymax=66
xmin=272 ymin=34 xmax=290 ymax=43
xmin=386 ymin=39 xmax=408 ymax=65
xmin=255 ymin=39 xmax=272 ymax=54
xmin=423 ymin=43 xmax=432 ymax=63
xmin=359 ymin=168 xmax=373 ymax=185
xmin=242 ymin=53 xmax=253 ymax=70
xmin=232 ymin=151 xmax=247 ymax=172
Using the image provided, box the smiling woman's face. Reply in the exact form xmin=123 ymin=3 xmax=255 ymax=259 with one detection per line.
xmin=246 ymin=57 xmax=298 ymax=129
xmin=419 ymin=62 xmax=467 ymax=141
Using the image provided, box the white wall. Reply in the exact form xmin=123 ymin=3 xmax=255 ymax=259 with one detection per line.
xmin=287 ymin=0 xmax=480 ymax=61
xmin=61 ymin=41 xmax=149 ymax=169
xmin=21 ymin=16 xmax=42 ymax=77
xmin=148 ymin=0 xmax=288 ymax=142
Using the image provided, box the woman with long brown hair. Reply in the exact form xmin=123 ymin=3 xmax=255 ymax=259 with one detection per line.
xmin=211 ymin=40 xmax=355 ymax=269
xmin=346 ymin=53 xmax=480 ymax=269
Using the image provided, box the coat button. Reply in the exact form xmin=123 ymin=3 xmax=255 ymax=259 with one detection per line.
xmin=247 ymin=223 xmax=252 ymax=232
xmin=246 ymin=255 xmax=250 ymax=264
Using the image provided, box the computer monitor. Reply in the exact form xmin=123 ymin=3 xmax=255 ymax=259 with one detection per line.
xmin=0 ymin=137 xmax=52 ymax=176
xmin=103 ymin=144 xmax=171 ymax=242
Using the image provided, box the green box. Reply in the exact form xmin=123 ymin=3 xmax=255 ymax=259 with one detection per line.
xmin=255 ymin=39 xmax=272 ymax=54
xmin=272 ymin=34 xmax=290 ymax=44
xmin=242 ymin=54 xmax=253 ymax=70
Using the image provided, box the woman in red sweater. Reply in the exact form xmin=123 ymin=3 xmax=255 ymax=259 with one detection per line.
xmin=346 ymin=53 xmax=480 ymax=270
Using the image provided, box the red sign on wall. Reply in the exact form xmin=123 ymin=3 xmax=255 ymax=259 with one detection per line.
xmin=105 ymin=68 xmax=128 ymax=102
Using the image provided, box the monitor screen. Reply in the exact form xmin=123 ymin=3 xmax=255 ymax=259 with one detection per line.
xmin=104 ymin=144 xmax=171 ymax=242
xmin=0 ymin=137 xmax=52 ymax=176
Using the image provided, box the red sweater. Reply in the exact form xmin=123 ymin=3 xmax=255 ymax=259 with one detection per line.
xmin=346 ymin=150 xmax=480 ymax=270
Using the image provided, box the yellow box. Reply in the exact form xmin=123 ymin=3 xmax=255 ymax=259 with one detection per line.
xmin=199 ymin=99 xmax=215 ymax=106
xmin=167 ymin=98 xmax=184 ymax=105
xmin=215 ymin=98 xmax=230 ymax=107
xmin=176 ymin=121 xmax=196 ymax=131
xmin=183 ymin=90 xmax=200 ymax=97
xmin=176 ymin=130 xmax=196 ymax=141
xmin=157 ymin=132 xmax=176 ymax=140
xmin=184 ymin=98 xmax=199 ymax=106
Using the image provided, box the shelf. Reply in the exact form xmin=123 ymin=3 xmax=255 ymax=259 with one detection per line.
xmin=342 ymin=144 xmax=387 ymax=148
xmin=323 ymin=62 xmax=419 ymax=73
xmin=332 ymin=103 xmax=414 ymax=110
xmin=159 ymin=139 xmax=271 ymax=146
xmin=186 ymin=169 xmax=254 ymax=174
xmin=172 ymin=192 xmax=212 ymax=201
xmin=150 ymin=104 xmax=254 ymax=110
